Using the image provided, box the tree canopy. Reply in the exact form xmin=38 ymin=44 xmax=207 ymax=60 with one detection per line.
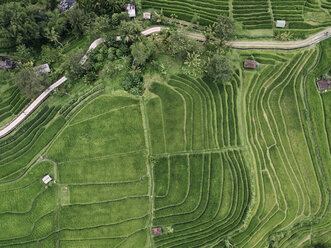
xmin=206 ymin=54 xmax=232 ymax=83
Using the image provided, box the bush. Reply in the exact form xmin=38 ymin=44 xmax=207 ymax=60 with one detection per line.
xmin=121 ymin=72 xmax=144 ymax=95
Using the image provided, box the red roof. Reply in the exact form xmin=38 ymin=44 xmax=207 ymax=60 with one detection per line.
xmin=152 ymin=227 xmax=162 ymax=236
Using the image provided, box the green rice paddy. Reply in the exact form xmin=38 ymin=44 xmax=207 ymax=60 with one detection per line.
xmin=0 ymin=39 xmax=330 ymax=247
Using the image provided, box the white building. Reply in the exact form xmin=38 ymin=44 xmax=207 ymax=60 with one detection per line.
xmin=143 ymin=12 xmax=152 ymax=20
xmin=33 ymin=63 xmax=50 ymax=75
xmin=276 ymin=20 xmax=286 ymax=28
xmin=42 ymin=175 xmax=53 ymax=184
xmin=125 ymin=4 xmax=136 ymax=18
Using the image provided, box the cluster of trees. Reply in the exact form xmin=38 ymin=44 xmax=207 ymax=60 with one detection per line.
xmin=0 ymin=0 xmax=140 ymax=50
xmin=2 ymin=0 xmax=235 ymax=97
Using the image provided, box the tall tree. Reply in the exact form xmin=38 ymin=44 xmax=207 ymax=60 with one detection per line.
xmin=0 ymin=3 xmax=41 ymax=46
xmin=66 ymin=7 xmax=89 ymax=38
xmin=206 ymin=54 xmax=232 ymax=83
xmin=213 ymin=15 xmax=234 ymax=40
xmin=44 ymin=27 xmax=63 ymax=47
xmin=130 ymin=39 xmax=155 ymax=66
xmin=16 ymin=68 xmax=48 ymax=98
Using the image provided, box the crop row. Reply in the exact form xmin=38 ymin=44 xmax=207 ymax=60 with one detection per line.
xmin=230 ymin=46 xmax=330 ymax=247
xmin=0 ymin=106 xmax=65 ymax=179
xmin=147 ymin=74 xmax=240 ymax=155
xmin=142 ymin=0 xmax=229 ymax=25
xmin=152 ymin=151 xmax=250 ymax=247
xmin=0 ymin=86 xmax=30 ymax=124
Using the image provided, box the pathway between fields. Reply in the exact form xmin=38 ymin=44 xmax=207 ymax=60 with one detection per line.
xmin=0 ymin=26 xmax=330 ymax=138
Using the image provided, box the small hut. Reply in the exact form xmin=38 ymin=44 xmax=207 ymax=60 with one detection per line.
xmin=42 ymin=175 xmax=53 ymax=184
xmin=316 ymin=79 xmax=330 ymax=91
xmin=59 ymin=0 xmax=75 ymax=12
xmin=33 ymin=63 xmax=50 ymax=75
xmin=143 ymin=12 xmax=152 ymax=20
xmin=244 ymin=60 xmax=258 ymax=69
xmin=125 ymin=4 xmax=136 ymax=18
xmin=152 ymin=227 xmax=162 ymax=236
xmin=0 ymin=59 xmax=13 ymax=70
xmin=276 ymin=20 xmax=286 ymax=28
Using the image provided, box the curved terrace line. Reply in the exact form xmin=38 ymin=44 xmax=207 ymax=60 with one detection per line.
xmin=0 ymin=26 xmax=330 ymax=139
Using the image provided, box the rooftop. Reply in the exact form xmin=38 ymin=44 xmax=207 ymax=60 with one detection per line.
xmin=0 ymin=60 xmax=13 ymax=70
xmin=276 ymin=20 xmax=286 ymax=28
xmin=152 ymin=227 xmax=162 ymax=236
xmin=42 ymin=175 xmax=53 ymax=184
xmin=316 ymin=79 xmax=330 ymax=91
xmin=244 ymin=60 xmax=258 ymax=69
xmin=59 ymin=0 xmax=75 ymax=12
xmin=125 ymin=4 xmax=136 ymax=18
xmin=143 ymin=12 xmax=151 ymax=20
xmin=33 ymin=63 xmax=50 ymax=75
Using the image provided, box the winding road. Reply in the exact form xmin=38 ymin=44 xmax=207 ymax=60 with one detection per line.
xmin=0 ymin=26 xmax=330 ymax=139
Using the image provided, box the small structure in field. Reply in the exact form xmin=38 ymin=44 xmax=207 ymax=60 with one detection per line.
xmin=125 ymin=4 xmax=136 ymax=18
xmin=244 ymin=60 xmax=258 ymax=69
xmin=143 ymin=12 xmax=152 ymax=20
xmin=152 ymin=227 xmax=163 ymax=236
xmin=0 ymin=59 xmax=14 ymax=70
xmin=33 ymin=63 xmax=50 ymax=75
xmin=316 ymin=78 xmax=330 ymax=91
xmin=59 ymin=0 xmax=75 ymax=12
xmin=42 ymin=175 xmax=53 ymax=184
xmin=116 ymin=36 xmax=122 ymax=41
xmin=276 ymin=20 xmax=286 ymax=28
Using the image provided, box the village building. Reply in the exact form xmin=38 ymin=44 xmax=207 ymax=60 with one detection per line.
xmin=244 ymin=60 xmax=258 ymax=69
xmin=33 ymin=63 xmax=51 ymax=75
xmin=116 ymin=36 xmax=122 ymax=41
xmin=316 ymin=78 xmax=330 ymax=91
xmin=59 ymin=0 xmax=75 ymax=12
xmin=143 ymin=12 xmax=152 ymax=20
xmin=152 ymin=227 xmax=162 ymax=236
xmin=125 ymin=4 xmax=136 ymax=18
xmin=276 ymin=20 xmax=286 ymax=28
xmin=0 ymin=59 xmax=14 ymax=70
xmin=42 ymin=175 xmax=53 ymax=184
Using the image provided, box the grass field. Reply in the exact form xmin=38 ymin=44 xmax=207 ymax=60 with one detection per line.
xmin=0 ymin=37 xmax=330 ymax=247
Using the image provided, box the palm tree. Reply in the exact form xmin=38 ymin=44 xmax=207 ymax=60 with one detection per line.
xmin=45 ymin=27 xmax=63 ymax=47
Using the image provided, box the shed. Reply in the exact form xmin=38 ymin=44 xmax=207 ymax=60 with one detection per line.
xmin=276 ymin=20 xmax=286 ymax=28
xmin=116 ymin=36 xmax=122 ymax=41
xmin=125 ymin=4 xmax=136 ymax=18
xmin=33 ymin=63 xmax=50 ymax=75
xmin=244 ymin=60 xmax=258 ymax=69
xmin=0 ymin=60 xmax=13 ymax=70
xmin=143 ymin=12 xmax=152 ymax=20
xmin=42 ymin=175 xmax=53 ymax=184
xmin=59 ymin=0 xmax=75 ymax=12
xmin=316 ymin=79 xmax=330 ymax=91
xmin=152 ymin=227 xmax=162 ymax=236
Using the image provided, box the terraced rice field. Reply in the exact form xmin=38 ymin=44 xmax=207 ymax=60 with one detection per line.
xmin=142 ymin=0 xmax=331 ymax=30
xmin=0 ymin=86 xmax=30 ymax=125
xmin=0 ymin=40 xmax=330 ymax=247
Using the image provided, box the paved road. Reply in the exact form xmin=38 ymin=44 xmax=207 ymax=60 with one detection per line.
xmin=227 ymin=27 xmax=331 ymax=49
xmin=0 ymin=38 xmax=106 ymax=139
xmin=0 ymin=28 xmax=164 ymax=139
xmin=1 ymin=26 xmax=330 ymax=139
xmin=0 ymin=76 xmax=67 ymax=138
